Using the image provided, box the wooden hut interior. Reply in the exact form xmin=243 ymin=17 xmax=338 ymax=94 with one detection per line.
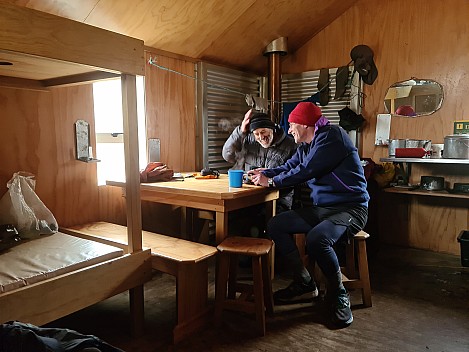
xmin=0 ymin=0 xmax=468 ymax=350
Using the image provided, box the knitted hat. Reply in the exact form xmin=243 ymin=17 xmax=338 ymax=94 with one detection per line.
xmin=395 ymin=105 xmax=416 ymax=117
xmin=249 ymin=113 xmax=276 ymax=132
xmin=288 ymin=102 xmax=322 ymax=126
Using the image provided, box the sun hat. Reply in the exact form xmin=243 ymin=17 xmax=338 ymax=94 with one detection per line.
xmin=350 ymin=45 xmax=378 ymax=85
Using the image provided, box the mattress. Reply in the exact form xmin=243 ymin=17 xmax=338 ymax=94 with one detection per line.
xmin=0 ymin=232 xmax=124 ymax=293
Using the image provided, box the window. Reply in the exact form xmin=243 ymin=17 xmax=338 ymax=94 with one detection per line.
xmin=92 ymin=76 xmax=146 ymax=185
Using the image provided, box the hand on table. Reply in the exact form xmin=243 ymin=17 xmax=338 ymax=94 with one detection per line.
xmin=250 ymin=169 xmax=269 ymax=187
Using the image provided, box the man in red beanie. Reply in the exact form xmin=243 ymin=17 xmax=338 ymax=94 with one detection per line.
xmin=250 ymin=102 xmax=369 ymax=328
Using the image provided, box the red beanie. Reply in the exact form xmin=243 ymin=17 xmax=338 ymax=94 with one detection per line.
xmin=288 ymin=102 xmax=322 ymax=126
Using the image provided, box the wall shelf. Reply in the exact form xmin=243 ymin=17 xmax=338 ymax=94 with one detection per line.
xmin=380 ymin=157 xmax=469 ymax=165
xmin=383 ymin=187 xmax=469 ymax=199
xmin=380 ymin=157 xmax=469 ymax=199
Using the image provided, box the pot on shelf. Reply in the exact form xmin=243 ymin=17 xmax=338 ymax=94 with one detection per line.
xmin=443 ymin=134 xmax=469 ymax=159
xmin=420 ymin=176 xmax=445 ymax=191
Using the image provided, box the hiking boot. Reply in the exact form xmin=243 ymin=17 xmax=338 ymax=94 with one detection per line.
xmin=273 ymin=279 xmax=319 ymax=304
xmin=330 ymin=288 xmax=353 ymax=327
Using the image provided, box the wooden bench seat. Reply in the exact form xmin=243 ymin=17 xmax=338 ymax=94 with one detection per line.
xmin=61 ymin=221 xmax=217 ymax=344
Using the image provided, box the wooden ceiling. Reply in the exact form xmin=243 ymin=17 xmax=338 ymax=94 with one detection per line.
xmin=4 ymin=0 xmax=358 ymax=75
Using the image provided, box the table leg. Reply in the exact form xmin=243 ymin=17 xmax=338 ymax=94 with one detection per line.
xmin=180 ymin=206 xmax=190 ymax=240
xmin=264 ymin=199 xmax=277 ymax=222
xmin=264 ymin=200 xmax=277 ymax=280
xmin=215 ymin=211 xmax=228 ymax=245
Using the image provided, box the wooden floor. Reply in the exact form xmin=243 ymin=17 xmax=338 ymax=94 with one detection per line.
xmin=48 ymin=241 xmax=469 ymax=352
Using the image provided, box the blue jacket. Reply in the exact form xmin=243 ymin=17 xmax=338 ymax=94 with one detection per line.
xmin=262 ymin=124 xmax=369 ymax=207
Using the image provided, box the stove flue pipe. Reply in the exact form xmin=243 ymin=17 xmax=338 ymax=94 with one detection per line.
xmin=264 ymin=37 xmax=287 ymax=124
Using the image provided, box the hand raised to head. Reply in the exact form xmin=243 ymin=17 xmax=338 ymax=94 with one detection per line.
xmin=241 ymin=109 xmax=254 ymax=133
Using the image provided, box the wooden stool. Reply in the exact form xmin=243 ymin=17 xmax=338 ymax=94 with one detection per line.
xmin=293 ymin=230 xmax=372 ymax=307
xmin=214 ymin=236 xmax=274 ymax=336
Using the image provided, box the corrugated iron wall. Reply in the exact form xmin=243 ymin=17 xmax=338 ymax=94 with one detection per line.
xmin=281 ymin=66 xmax=359 ymax=128
xmin=196 ymin=64 xmax=361 ymax=173
xmin=196 ymin=62 xmax=260 ymax=173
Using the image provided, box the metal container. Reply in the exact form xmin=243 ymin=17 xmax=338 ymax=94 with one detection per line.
xmin=388 ymin=139 xmax=406 ymax=157
xmin=406 ymin=139 xmax=431 ymax=151
xmin=388 ymin=139 xmax=432 ymax=157
xmin=443 ymin=134 xmax=469 ymax=159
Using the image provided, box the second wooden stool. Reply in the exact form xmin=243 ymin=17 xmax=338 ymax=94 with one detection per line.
xmin=214 ymin=236 xmax=274 ymax=336
xmin=293 ymin=230 xmax=372 ymax=307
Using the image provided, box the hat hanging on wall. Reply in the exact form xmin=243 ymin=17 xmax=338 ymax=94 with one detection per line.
xmin=338 ymin=106 xmax=365 ymax=131
xmin=350 ymin=45 xmax=378 ymax=85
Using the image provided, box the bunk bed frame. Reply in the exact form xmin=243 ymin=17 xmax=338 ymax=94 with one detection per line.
xmin=0 ymin=3 xmax=151 ymax=334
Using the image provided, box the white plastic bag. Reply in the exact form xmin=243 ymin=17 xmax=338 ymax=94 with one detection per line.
xmin=0 ymin=172 xmax=58 ymax=238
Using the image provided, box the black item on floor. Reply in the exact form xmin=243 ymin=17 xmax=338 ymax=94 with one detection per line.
xmin=0 ymin=321 xmax=124 ymax=352
xmin=457 ymin=231 xmax=469 ymax=267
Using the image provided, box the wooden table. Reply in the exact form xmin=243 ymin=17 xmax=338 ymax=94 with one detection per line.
xmin=107 ymin=174 xmax=279 ymax=244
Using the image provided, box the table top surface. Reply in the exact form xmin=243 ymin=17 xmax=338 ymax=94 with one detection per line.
xmin=107 ymin=174 xmax=279 ymax=200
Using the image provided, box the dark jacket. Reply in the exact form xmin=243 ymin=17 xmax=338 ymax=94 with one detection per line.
xmin=222 ymin=126 xmax=297 ymax=171
xmin=0 ymin=321 xmax=123 ymax=352
xmin=222 ymin=126 xmax=297 ymax=211
xmin=262 ymin=124 xmax=369 ymax=208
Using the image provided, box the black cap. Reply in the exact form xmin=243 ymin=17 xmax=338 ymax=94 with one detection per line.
xmin=249 ymin=113 xmax=276 ymax=132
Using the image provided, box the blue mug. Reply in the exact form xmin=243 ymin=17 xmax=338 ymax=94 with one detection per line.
xmin=228 ymin=170 xmax=244 ymax=188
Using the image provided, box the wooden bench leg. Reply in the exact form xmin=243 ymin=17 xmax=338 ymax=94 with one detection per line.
xmin=173 ymin=260 xmax=213 ymax=344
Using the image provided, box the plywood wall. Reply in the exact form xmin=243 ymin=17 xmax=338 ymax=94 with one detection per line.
xmin=144 ymin=51 xmax=197 ymax=172
xmin=281 ymin=0 xmax=469 ymax=255
xmin=282 ymin=0 xmax=469 ymax=160
xmin=0 ymin=85 xmax=102 ymax=227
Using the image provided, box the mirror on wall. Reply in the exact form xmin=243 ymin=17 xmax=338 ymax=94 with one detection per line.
xmin=384 ymin=78 xmax=444 ymax=117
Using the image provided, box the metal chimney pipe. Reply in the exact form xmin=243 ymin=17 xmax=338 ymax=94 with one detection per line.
xmin=264 ymin=37 xmax=287 ymax=124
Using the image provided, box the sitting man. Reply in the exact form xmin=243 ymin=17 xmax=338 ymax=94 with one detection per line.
xmin=222 ymin=109 xmax=297 ymax=235
xmin=250 ymin=102 xmax=369 ymax=327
